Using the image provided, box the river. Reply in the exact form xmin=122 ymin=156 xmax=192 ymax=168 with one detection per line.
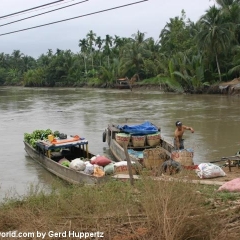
xmin=0 ymin=86 xmax=239 ymax=200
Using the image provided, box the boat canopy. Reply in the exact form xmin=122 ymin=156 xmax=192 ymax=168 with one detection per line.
xmin=117 ymin=121 xmax=159 ymax=135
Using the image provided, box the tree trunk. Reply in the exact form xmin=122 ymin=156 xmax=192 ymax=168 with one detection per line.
xmin=84 ymin=56 xmax=86 ymax=73
xmin=90 ymin=49 xmax=94 ymax=70
xmin=84 ymin=55 xmax=87 ymax=82
xmin=215 ymin=54 xmax=222 ymax=82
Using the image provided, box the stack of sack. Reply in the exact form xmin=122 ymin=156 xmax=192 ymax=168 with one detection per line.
xmin=59 ymin=155 xmax=112 ymax=177
xmin=90 ymin=155 xmax=112 ymax=177
xmin=68 ymin=155 xmax=112 ymax=177
xmin=60 ymin=155 xmax=139 ymax=177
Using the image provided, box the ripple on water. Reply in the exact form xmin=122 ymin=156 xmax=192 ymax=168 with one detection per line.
xmin=0 ymin=87 xmax=240 ymax=200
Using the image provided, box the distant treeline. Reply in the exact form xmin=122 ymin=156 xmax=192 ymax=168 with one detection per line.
xmin=0 ymin=0 xmax=240 ymax=93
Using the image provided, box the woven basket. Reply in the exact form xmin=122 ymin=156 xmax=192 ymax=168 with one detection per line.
xmin=115 ymin=133 xmax=130 ymax=147
xmin=147 ymin=132 xmax=161 ymax=147
xmin=143 ymin=147 xmax=168 ymax=169
xmin=131 ymin=135 xmax=146 ymax=147
xmin=171 ymin=150 xmax=194 ymax=166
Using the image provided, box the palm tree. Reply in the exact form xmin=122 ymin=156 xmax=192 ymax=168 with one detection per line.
xmin=78 ymin=38 xmax=89 ymax=75
xmin=228 ymin=45 xmax=240 ymax=76
xmin=197 ymin=5 xmax=235 ymax=81
xmin=86 ymin=30 xmax=96 ymax=70
xmin=112 ymin=36 xmax=130 ymax=59
xmin=0 ymin=52 xmax=8 ymax=68
xmin=121 ymin=31 xmax=151 ymax=76
xmin=95 ymin=36 xmax=103 ymax=66
xmin=103 ymin=34 xmax=113 ymax=68
xmin=154 ymin=58 xmax=184 ymax=93
xmin=132 ymin=30 xmax=147 ymax=44
xmin=22 ymin=55 xmax=36 ymax=72
xmin=47 ymin=49 xmax=53 ymax=57
xmin=99 ymin=58 xmax=122 ymax=86
xmin=159 ymin=11 xmax=195 ymax=56
xmin=11 ymin=50 xmax=24 ymax=72
xmin=215 ymin=0 xmax=240 ymax=42
xmin=172 ymin=52 xmax=208 ymax=92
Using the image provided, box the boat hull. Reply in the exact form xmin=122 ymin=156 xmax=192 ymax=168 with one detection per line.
xmin=114 ymin=84 xmax=130 ymax=89
xmin=105 ymin=123 xmax=175 ymax=163
xmin=24 ymin=142 xmax=107 ymax=185
xmin=110 ymin=138 xmax=140 ymax=163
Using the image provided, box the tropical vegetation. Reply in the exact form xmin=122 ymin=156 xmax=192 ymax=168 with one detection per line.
xmin=0 ymin=0 xmax=240 ymax=93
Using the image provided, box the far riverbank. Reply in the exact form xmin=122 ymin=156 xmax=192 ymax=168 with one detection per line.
xmin=83 ymin=78 xmax=240 ymax=96
xmin=2 ymin=77 xmax=240 ymax=96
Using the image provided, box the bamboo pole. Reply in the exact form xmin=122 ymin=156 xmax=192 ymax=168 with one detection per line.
xmin=123 ymin=143 xmax=134 ymax=186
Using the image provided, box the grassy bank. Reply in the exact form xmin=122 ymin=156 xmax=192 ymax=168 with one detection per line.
xmin=1 ymin=179 xmax=240 ymax=240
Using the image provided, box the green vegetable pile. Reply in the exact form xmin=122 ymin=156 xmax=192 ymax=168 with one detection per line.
xmin=24 ymin=129 xmax=59 ymax=148
xmin=61 ymin=161 xmax=70 ymax=167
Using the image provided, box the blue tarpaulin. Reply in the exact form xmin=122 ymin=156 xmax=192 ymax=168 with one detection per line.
xmin=128 ymin=149 xmax=143 ymax=159
xmin=117 ymin=121 xmax=159 ymax=135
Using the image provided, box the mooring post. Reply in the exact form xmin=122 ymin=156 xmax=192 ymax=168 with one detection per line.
xmin=123 ymin=143 xmax=134 ymax=186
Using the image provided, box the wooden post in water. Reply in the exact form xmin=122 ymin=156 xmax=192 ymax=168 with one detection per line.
xmin=123 ymin=143 xmax=134 ymax=186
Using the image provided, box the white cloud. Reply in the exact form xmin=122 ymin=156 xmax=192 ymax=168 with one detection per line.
xmin=0 ymin=0 xmax=214 ymax=58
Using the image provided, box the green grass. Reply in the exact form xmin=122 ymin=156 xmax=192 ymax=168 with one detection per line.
xmin=0 ymin=179 xmax=240 ymax=239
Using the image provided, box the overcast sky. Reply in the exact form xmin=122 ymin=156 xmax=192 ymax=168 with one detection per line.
xmin=0 ymin=0 xmax=214 ymax=58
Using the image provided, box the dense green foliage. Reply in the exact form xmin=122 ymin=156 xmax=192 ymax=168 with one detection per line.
xmin=24 ymin=129 xmax=54 ymax=148
xmin=1 ymin=1 xmax=240 ymax=93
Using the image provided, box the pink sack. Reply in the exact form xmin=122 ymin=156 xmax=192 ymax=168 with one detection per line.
xmin=91 ymin=156 xmax=112 ymax=167
xmin=218 ymin=178 xmax=240 ymax=192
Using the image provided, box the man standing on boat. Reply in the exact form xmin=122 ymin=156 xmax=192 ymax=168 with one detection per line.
xmin=174 ymin=121 xmax=194 ymax=150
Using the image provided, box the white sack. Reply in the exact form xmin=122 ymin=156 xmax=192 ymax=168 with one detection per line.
xmin=196 ymin=163 xmax=226 ymax=179
xmin=69 ymin=158 xmax=86 ymax=171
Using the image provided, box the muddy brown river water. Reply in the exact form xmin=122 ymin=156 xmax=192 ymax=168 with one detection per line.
xmin=0 ymin=86 xmax=239 ymax=200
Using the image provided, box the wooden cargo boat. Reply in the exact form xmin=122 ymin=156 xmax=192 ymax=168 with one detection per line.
xmin=114 ymin=78 xmax=130 ymax=89
xmin=24 ymin=136 xmax=108 ymax=185
xmin=102 ymin=121 xmax=175 ymax=166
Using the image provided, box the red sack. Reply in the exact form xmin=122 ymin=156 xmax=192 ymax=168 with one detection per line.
xmin=91 ymin=156 xmax=112 ymax=167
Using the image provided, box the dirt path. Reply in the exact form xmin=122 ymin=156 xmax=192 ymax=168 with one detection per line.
xmin=113 ymin=166 xmax=240 ymax=186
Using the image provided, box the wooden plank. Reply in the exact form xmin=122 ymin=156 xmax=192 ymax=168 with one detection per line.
xmin=108 ymin=124 xmax=120 ymax=132
xmin=210 ymin=156 xmax=240 ymax=164
xmin=221 ymin=155 xmax=240 ymax=161
xmin=127 ymin=145 xmax=153 ymax=149
xmin=112 ymin=174 xmax=140 ymax=180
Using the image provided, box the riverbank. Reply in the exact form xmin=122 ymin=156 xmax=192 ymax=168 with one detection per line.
xmin=80 ymin=77 xmax=240 ymax=96
xmin=125 ymin=78 xmax=240 ymax=96
xmin=1 ymin=179 xmax=240 ymax=240
xmin=2 ymin=78 xmax=240 ymax=96
xmin=207 ymin=78 xmax=240 ymax=96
